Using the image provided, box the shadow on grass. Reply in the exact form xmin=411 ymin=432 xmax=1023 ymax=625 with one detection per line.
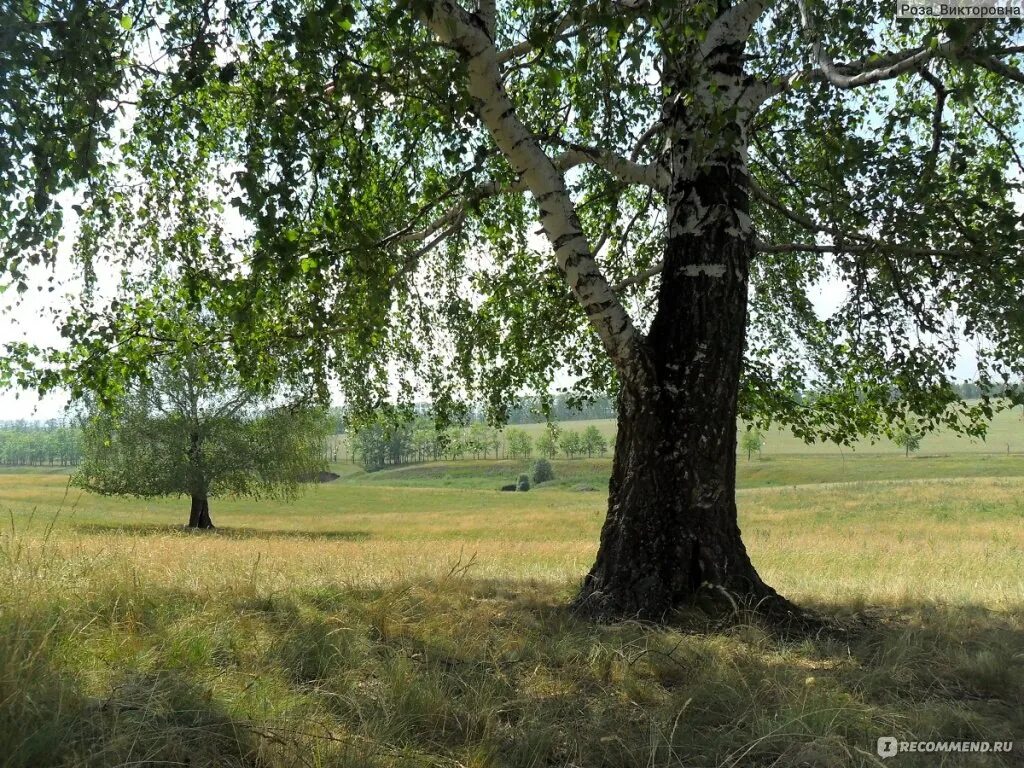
xmin=4 ymin=576 xmax=1023 ymax=767
xmin=0 ymin=628 xmax=266 ymax=767
xmin=72 ymin=521 xmax=372 ymax=541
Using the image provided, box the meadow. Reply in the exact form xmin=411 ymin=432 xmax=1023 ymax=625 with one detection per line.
xmin=1 ymin=440 xmax=1023 ymax=766
xmin=332 ymin=404 xmax=1024 ymax=461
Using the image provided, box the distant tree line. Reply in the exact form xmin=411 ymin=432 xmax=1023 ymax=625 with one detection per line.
xmin=349 ymin=416 xmax=610 ymax=471
xmin=0 ymin=421 xmax=83 ymax=466
xmin=501 ymin=395 xmax=616 ymax=425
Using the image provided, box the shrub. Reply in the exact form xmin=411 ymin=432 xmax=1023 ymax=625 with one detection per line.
xmin=582 ymin=425 xmax=608 ymax=457
xmin=740 ymin=428 xmax=764 ymax=461
xmin=893 ymin=427 xmax=922 ymax=457
xmin=499 ymin=483 xmax=517 ymax=492
xmin=532 ymin=458 xmax=554 ymax=484
xmin=516 ymin=474 xmax=530 ymax=492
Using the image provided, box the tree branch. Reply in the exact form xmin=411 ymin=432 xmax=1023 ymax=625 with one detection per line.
xmin=754 ymin=240 xmax=976 ymax=257
xmin=387 ymin=144 xmax=664 ymax=249
xmin=549 ymin=140 xmax=668 ymax=189
xmin=614 ymin=261 xmax=664 ymax=292
xmin=750 ymin=6 xmax=982 ymax=103
xmin=918 ymin=67 xmax=947 ymax=160
xmin=701 ymin=0 xmax=774 ymax=58
xmin=477 ymin=0 xmax=496 ymax=39
xmin=422 ymin=0 xmax=640 ymax=371
xmin=960 ymin=51 xmax=1024 ymax=85
xmin=611 ymin=237 xmax=983 ymax=290
xmin=630 ymin=118 xmax=665 ymax=162
xmin=496 ymin=12 xmax=579 ymax=65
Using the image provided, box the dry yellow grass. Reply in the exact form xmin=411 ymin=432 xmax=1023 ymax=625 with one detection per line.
xmin=1 ymin=469 xmax=1023 ymax=766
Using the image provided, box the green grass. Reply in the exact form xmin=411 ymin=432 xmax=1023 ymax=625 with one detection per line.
xmin=332 ymin=402 xmax=1024 ymax=460
xmin=347 ymin=453 xmax=1024 ymax=492
xmin=1 ymin=457 xmax=1023 ymax=766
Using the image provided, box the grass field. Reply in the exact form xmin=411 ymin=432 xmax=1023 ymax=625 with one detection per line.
xmin=331 ymin=404 xmax=1024 ymax=461
xmin=1 ymin=450 xmax=1023 ymax=766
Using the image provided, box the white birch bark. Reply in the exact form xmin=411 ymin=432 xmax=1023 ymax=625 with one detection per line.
xmin=422 ymin=0 xmax=640 ymax=372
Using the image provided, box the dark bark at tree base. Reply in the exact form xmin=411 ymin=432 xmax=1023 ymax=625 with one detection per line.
xmin=187 ymin=496 xmax=215 ymax=529
xmin=572 ymin=68 xmax=798 ymax=622
xmin=571 ymin=372 xmax=803 ymax=623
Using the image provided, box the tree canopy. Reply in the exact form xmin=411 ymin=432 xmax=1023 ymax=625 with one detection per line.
xmin=2 ymin=0 xmax=1021 ymax=435
xmin=74 ymin=347 xmax=330 ymax=528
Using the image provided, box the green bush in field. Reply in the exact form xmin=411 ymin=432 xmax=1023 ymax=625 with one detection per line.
xmin=894 ymin=427 xmax=922 ymax=457
xmin=582 ymin=425 xmax=608 ymax=457
xmin=740 ymin=428 xmax=765 ymax=461
xmin=532 ymin=458 xmax=554 ymax=484
xmin=516 ymin=473 xmax=530 ymax=492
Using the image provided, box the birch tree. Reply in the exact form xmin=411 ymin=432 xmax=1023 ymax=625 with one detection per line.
xmin=3 ymin=0 xmax=1024 ymax=618
xmin=75 ymin=355 xmax=330 ymax=529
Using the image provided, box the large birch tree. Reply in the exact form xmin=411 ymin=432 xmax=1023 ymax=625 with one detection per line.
xmin=3 ymin=0 xmax=1024 ymax=618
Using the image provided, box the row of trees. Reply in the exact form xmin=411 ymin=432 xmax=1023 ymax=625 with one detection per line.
xmin=0 ymin=423 xmax=83 ymax=466
xmin=347 ymin=419 xmax=504 ymax=470
xmin=505 ymin=427 xmax=609 ymax=460
xmin=348 ymin=414 xmax=612 ymax=471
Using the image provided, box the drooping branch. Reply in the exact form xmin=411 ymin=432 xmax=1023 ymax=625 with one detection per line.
xmin=422 ymin=0 xmax=640 ymax=371
xmin=611 ymin=238 xmax=988 ymax=290
xmin=495 ymin=11 xmax=579 ymax=65
xmin=389 ymin=213 xmax=467 ymax=291
xmin=386 ymin=142 xmax=662 ymax=249
xmin=748 ymin=177 xmax=863 ymax=242
xmin=918 ymin=67 xmax=947 ymax=160
xmin=391 ymin=178 xmax=517 ymax=245
xmin=495 ymin=1 xmax=649 ymax=66
xmin=630 ymin=118 xmax=665 ymax=162
xmin=754 ymin=240 xmax=980 ymax=257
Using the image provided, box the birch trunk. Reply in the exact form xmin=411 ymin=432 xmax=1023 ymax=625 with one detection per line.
xmin=425 ymin=1 xmax=794 ymax=620
xmin=574 ymin=38 xmax=794 ymax=620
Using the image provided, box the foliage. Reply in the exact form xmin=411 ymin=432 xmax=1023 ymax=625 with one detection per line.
xmin=559 ymin=430 xmax=583 ymax=459
xmin=741 ymin=429 xmax=765 ymax=461
xmin=505 ymin=428 xmax=533 ymax=460
xmin=536 ymin=429 xmax=559 ymax=460
xmin=516 ymin=473 xmax=530 ymax=492
xmin=581 ymin=425 xmax=608 ymax=458
xmin=532 ymin=458 xmax=554 ymax=484
xmin=3 ymin=0 xmax=1023 ymax=446
xmin=893 ymin=427 xmax=923 ymax=457
xmin=0 ymin=421 xmax=82 ymax=466
xmin=74 ymin=353 xmax=329 ymax=506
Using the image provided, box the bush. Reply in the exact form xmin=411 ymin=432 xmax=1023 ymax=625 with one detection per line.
xmin=499 ymin=483 xmax=517 ymax=492
xmin=516 ymin=474 xmax=530 ymax=492
xmin=532 ymin=458 xmax=554 ymax=484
